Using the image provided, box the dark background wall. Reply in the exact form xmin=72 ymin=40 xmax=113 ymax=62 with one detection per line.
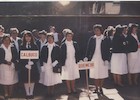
xmin=0 ymin=16 xmax=140 ymax=34
xmin=0 ymin=1 xmax=140 ymax=33
xmin=0 ymin=1 xmax=140 ymax=58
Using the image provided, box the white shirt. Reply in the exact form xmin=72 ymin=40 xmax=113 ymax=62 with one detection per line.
xmin=11 ymin=37 xmax=20 ymax=52
xmin=65 ymin=40 xmax=75 ymax=60
xmin=123 ymin=33 xmax=127 ymax=38
xmin=53 ymin=32 xmax=59 ymax=42
xmin=92 ymin=35 xmax=103 ymax=60
xmin=1 ymin=44 xmax=12 ymax=62
xmin=40 ymin=39 xmax=47 ymax=51
xmin=47 ymin=43 xmax=55 ymax=63
xmin=26 ymin=43 xmax=31 ymax=49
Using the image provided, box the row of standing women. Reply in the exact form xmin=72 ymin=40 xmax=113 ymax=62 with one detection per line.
xmin=105 ymin=24 xmax=140 ymax=87
xmin=0 ymin=26 xmax=80 ymax=100
xmin=0 ymin=23 xmax=139 ymax=100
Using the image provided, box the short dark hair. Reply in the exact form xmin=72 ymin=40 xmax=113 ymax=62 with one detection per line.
xmin=93 ymin=24 xmax=103 ymax=34
xmin=128 ymin=23 xmax=139 ymax=35
xmin=2 ymin=35 xmax=11 ymax=43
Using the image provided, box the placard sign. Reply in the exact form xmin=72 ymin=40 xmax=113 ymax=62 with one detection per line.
xmin=78 ymin=61 xmax=94 ymax=70
xmin=20 ymin=50 xmax=39 ymax=59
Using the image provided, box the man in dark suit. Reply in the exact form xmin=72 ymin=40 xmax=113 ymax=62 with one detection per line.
xmin=10 ymin=28 xmax=22 ymax=53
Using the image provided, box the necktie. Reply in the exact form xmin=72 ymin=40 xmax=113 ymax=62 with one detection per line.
xmin=28 ymin=43 xmax=31 ymax=49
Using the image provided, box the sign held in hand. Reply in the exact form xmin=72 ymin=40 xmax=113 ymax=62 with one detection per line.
xmin=20 ymin=50 xmax=39 ymax=59
xmin=78 ymin=61 xmax=94 ymax=70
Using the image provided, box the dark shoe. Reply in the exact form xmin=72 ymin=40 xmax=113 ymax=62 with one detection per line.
xmin=72 ymin=90 xmax=77 ymax=94
xmin=93 ymin=89 xmax=98 ymax=93
xmin=99 ymin=88 xmax=104 ymax=95
xmin=29 ymin=95 xmax=34 ymax=99
xmin=4 ymin=96 xmax=8 ymax=100
xmin=46 ymin=93 xmax=53 ymax=98
xmin=67 ymin=90 xmax=72 ymax=95
xmin=25 ymin=95 xmax=30 ymax=100
xmin=134 ymin=81 xmax=138 ymax=86
xmin=66 ymin=91 xmax=72 ymax=95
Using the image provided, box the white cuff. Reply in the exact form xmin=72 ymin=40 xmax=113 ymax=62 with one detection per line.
xmin=52 ymin=60 xmax=58 ymax=67
xmin=11 ymin=63 xmax=15 ymax=69
xmin=83 ymin=57 xmax=88 ymax=62
xmin=28 ymin=61 xmax=34 ymax=66
xmin=78 ymin=60 xmax=83 ymax=63
xmin=41 ymin=66 xmax=45 ymax=72
xmin=104 ymin=60 xmax=109 ymax=66
xmin=25 ymin=64 xmax=31 ymax=70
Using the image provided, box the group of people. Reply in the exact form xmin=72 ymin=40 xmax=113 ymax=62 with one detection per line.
xmin=0 ymin=23 xmax=139 ymax=100
xmin=104 ymin=24 xmax=140 ymax=87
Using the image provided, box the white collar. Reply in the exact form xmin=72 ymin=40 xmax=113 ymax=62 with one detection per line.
xmin=65 ymin=40 xmax=73 ymax=44
xmin=40 ymin=39 xmax=47 ymax=44
xmin=94 ymin=35 xmax=104 ymax=40
xmin=45 ymin=42 xmax=55 ymax=47
xmin=1 ymin=43 xmax=13 ymax=50
xmin=11 ymin=37 xmax=20 ymax=42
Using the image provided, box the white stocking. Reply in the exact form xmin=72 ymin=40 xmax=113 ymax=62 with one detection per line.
xmin=24 ymin=83 xmax=30 ymax=96
xmin=30 ymin=83 xmax=35 ymax=95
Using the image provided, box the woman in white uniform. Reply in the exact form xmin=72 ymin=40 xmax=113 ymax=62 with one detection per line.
xmin=61 ymin=29 xmax=80 ymax=94
xmin=111 ymin=25 xmax=128 ymax=86
xmin=127 ymin=23 xmax=140 ymax=85
xmin=39 ymin=32 xmax=62 ymax=96
xmin=85 ymin=24 xmax=110 ymax=94
xmin=0 ymin=35 xmax=18 ymax=99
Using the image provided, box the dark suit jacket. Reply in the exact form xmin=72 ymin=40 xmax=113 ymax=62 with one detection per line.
xmin=40 ymin=43 xmax=61 ymax=66
xmin=61 ymin=41 xmax=81 ymax=66
xmin=11 ymin=37 xmax=22 ymax=53
xmin=127 ymin=34 xmax=139 ymax=53
xmin=85 ymin=36 xmax=110 ymax=61
xmin=112 ymin=34 xmax=128 ymax=53
xmin=0 ymin=44 xmax=18 ymax=69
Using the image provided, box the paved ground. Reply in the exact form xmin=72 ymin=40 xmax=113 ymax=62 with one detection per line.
xmin=0 ymin=70 xmax=140 ymax=100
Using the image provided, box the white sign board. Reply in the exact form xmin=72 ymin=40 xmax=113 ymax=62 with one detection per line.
xmin=20 ymin=50 xmax=39 ymax=59
xmin=78 ymin=61 xmax=94 ymax=70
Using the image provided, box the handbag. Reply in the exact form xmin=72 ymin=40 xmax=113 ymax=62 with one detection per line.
xmin=53 ymin=63 xmax=61 ymax=73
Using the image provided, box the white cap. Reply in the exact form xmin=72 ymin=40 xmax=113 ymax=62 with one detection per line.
xmin=47 ymin=32 xmax=54 ymax=36
xmin=62 ymin=28 xmax=73 ymax=35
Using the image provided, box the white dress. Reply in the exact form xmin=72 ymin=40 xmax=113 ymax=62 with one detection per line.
xmin=0 ymin=44 xmax=18 ymax=85
xmin=61 ymin=41 xmax=80 ymax=80
xmin=111 ymin=53 xmax=128 ymax=74
xmin=89 ymin=35 xmax=108 ymax=79
xmin=111 ymin=36 xmax=128 ymax=74
xmin=128 ymin=34 xmax=140 ymax=73
xmin=39 ymin=43 xmax=62 ymax=86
